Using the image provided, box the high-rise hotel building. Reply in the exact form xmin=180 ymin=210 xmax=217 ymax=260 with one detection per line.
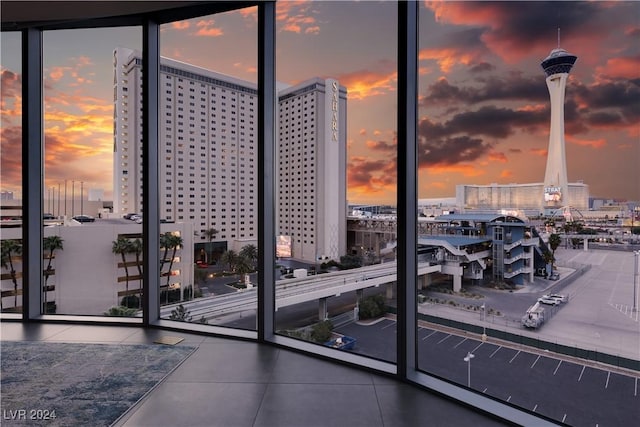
xmin=113 ymin=48 xmax=347 ymax=262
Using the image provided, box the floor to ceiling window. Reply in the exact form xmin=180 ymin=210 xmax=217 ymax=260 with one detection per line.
xmin=416 ymin=2 xmax=640 ymax=425
xmin=41 ymin=27 xmax=143 ymax=317
xmin=272 ymin=0 xmax=399 ymax=363
xmin=0 ymin=32 xmax=22 ymax=316
xmin=157 ymin=6 xmax=259 ymax=329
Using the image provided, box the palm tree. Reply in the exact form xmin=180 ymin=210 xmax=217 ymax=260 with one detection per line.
xmin=0 ymin=240 xmax=20 ymax=310
xmin=159 ymin=232 xmax=170 ymax=276
xmin=202 ymin=228 xmax=218 ymax=264
xmin=220 ymin=249 xmax=238 ymax=273
xmin=1 ymin=239 xmax=22 ymax=310
xmin=43 ymin=236 xmax=64 ymax=313
xmin=112 ymin=237 xmax=133 ymax=297
xmin=548 ymin=233 xmax=561 ymax=275
xmin=239 ymin=244 xmax=258 ymax=271
xmin=130 ymin=238 xmax=143 ymax=307
xmin=164 ymin=233 xmax=183 ymax=303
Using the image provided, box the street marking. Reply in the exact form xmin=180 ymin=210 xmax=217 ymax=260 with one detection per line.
xmin=635 ymin=378 xmax=638 ymax=396
xmin=422 ymin=330 xmax=437 ymax=340
xmin=562 ymin=414 xmax=567 ymax=423
xmin=578 ymin=365 xmax=586 ymax=382
xmin=471 ymin=342 xmax=484 ymax=353
xmin=509 ymin=350 xmax=521 ymax=364
xmin=483 ymin=387 xmax=488 ymax=393
xmin=506 ymin=395 xmax=512 ymax=402
xmin=553 ymin=360 xmax=562 ymax=375
xmin=605 ymin=372 xmax=610 ymax=389
xmin=531 ymin=355 xmax=541 ymax=369
xmin=381 ymin=321 xmax=395 ymax=330
xmin=533 ymin=404 xmax=538 ymax=412
xmin=490 ymin=346 xmax=501 ymax=358
xmin=437 ymin=334 xmax=451 ymax=344
xmin=453 ymin=337 xmax=467 ymax=348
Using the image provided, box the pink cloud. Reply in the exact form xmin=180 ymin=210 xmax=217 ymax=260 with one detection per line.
xmin=195 ymin=20 xmax=224 ymax=37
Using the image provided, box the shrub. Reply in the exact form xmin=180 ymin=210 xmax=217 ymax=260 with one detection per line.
xmin=169 ymin=304 xmax=191 ymax=322
xmin=358 ymin=294 xmax=386 ymax=319
xmin=121 ymin=295 xmax=140 ymax=308
xmin=310 ymin=320 xmax=333 ymax=343
xmin=104 ymin=306 xmax=137 ymax=317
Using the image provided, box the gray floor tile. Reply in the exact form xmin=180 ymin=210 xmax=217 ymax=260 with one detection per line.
xmin=270 ymin=348 xmax=374 ymax=385
xmin=119 ymin=381 xmax=267 ymax=427
xmin=167 ymin=341 xmax=280 ymax=383
xmin=254 ymin=383 xmax=383 ymax=427
xmin=375 ymin=383 xmax=511 ymax=427
xmin=0 ymin=321 xmax=75 ymax=341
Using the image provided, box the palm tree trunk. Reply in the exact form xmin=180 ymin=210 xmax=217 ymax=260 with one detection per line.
xmin=121 ymin=251 xmax=129 ymax=294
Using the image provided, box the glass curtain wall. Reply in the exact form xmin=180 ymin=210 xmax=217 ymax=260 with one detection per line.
xmin=417 ymin=2 xmax=640 ymax=425
xmin=42 ymin=27 xmax=142 ymax=316
xmin=0 ymin=32 xmax=22 ymax=316
xmin=158 ymin=6 xmax=258 ymax=329
xmin=272 ymin=1 xmax=398 ymax=362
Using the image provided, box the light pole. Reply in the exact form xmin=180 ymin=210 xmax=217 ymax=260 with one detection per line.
xmin=463 ymin=352 xmax=475 ymax=388
xmin=633 ymin=251 xmax=639 ymax=313
xmin=481 ymin=304 xmax=487 ymax=341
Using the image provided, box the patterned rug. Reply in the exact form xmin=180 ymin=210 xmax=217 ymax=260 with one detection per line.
xmin=1 ymin=341 xmax=195 ymax=426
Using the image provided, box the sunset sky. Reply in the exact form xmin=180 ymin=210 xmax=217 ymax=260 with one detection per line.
xmin=1 ymin=1 xmax=639 ymax=205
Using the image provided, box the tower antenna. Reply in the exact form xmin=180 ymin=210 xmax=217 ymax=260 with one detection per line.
xmin=557 ymin=28 xmax=560 ymax=49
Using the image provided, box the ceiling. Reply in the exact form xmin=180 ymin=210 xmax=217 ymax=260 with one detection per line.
xmin=1 ymin=1 xmax=256 ymax=30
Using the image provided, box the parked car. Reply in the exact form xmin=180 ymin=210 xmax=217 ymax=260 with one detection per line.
xmin=538 ymin=297 xmax=560 ymax=306
xmin=43 ymin=213 xmax=55 ymax=220
xmin=124 ymin=213 xmax=139 ymax=220
xmin=73 ymin=215 xmax=95 ymax=223
xmin=548 ymin=293 xmax=568 ymax=303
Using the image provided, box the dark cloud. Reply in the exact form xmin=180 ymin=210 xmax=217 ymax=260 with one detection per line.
xmin=422 ymin=73 xmax=546 ymax=106
xmin=446 ymin=106 xmax=546 ymax=139
xmin=572 ymin=79 xmax=640 ymax=124
xmin=469 ymin=62 xmax=495 ymax=74
xmin=418 ymin=118 xmax=492 ymax=167
xmin=1 ymin=69 xmax=21 ymax=98
xmin=347 ymin=157 xmax=397 ymax=191
xmin=585 ymin=111 xmax=625 ymax=128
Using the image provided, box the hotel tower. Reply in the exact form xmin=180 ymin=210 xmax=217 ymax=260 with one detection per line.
xmin=113 ymin=48 xmax=347 ymax=263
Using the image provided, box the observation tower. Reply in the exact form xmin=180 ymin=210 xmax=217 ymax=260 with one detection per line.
xmin=540 ymin=41 xmax=577 ymax=212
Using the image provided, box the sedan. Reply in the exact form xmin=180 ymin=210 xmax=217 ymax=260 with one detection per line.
xmin=73 ymin=215 xmax=95 ymax=223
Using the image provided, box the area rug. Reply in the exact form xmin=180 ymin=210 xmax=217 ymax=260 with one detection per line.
xmin=1 ymin=341 xmax=195 ymax=426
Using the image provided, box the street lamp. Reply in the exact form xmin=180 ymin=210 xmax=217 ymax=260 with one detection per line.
xmin=633 ymin=251 xmax=639 ymax=313
xmin=463 ymin=352 xmax=475 ymax=388
xmin=481 ymin=304 xmax=487 ymax=341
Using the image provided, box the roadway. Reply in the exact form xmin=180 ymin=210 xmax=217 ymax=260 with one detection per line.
xmin=161 ymin=261 xmax=440 ymax=320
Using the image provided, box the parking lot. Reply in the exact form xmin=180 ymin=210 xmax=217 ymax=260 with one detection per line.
xmin=337 ymin=319 xmax=639 ymax=426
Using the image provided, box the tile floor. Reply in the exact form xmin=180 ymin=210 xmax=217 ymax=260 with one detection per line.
xmin=1 ymin=322 xmax=511 ymax=427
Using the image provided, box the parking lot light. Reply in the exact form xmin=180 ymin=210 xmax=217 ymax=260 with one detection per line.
xmin=481 ymin=304 xmax=487 ymax=341
xmin=463 ymin=352 xmax=475 ymax=388
xmin=633 ymin=251 xmax=639 ymax=312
